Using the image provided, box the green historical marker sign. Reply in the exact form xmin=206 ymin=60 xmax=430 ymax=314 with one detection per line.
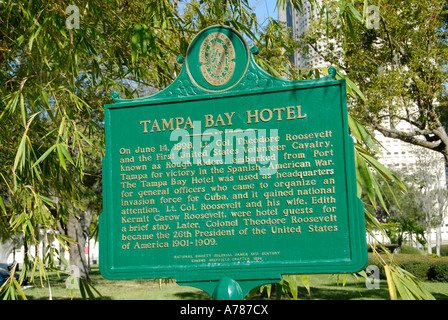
xmin=99 ymin=25 xmax=367 ymax=299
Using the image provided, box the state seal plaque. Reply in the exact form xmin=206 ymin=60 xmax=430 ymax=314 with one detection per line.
xmin=185 ymin=25 xmax=249 ymax=92
xmin=199 ymin=32 xmax=236 ymax=86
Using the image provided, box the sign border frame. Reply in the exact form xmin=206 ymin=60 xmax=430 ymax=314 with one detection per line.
xmin=99 ymin=25 xmax=368 ymax=288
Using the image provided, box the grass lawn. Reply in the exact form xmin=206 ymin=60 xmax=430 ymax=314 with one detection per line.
xmin=288 ymin=274 xmax=448 ymax=300
xmin=22 ymin=266 xmax=209 ymax=300
xmin=20 ymin=265 xmax=448 ymax=300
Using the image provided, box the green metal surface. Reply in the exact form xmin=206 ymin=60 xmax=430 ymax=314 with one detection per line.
xmin=99 ymin=25 xmax=367 ymax=298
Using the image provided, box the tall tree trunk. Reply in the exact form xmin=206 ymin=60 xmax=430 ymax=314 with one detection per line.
xmin=444 ymin=155 xmax=448 ymax=190
xmin=0 ymin=237 xmax=17 ymax=263
xmin=437 ymin=155 xmax=448 ymax=256
xmin=436 ymin=209 xmax=443 ymax=256
xmin=67 ymin=207 xmax=92 ymax=282
xmin=426 ymin=215 xmax=432 ymax=255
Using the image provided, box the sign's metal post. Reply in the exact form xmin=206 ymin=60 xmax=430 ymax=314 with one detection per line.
xmin=178 ymin=278 xmax=247 ymax=300
xmin=212 ymin=278 xmax=245 ymax=300
xmin=99 ymin=25 xmax=368 ymax=297
xmin=177 ymin=277 xmax=281 ymax=300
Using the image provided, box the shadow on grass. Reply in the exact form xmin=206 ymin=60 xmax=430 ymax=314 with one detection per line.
xmin=173 ymin=291 xmax=211 ymax=300
xmin=250 ymin=280 xmax=448 ymax=300
xmin=300 ymin=286 xmax=391 ymax=300
xmin=22 ymin=295 xmax=114 ymax=301
xmin=247 ymin=280 xmax=392 ymax=300
xmin=432 ymin=292 xmax=448 ymax=300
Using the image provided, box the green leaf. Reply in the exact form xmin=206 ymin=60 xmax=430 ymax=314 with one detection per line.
xmin=79 ymin=278 xmax=102 ymax=300
xmin=288 ymin=275 xmax=298 ymax=300
xmin=32 ymin=144 xmax=57 ymax=168
xmin=384 ymin=264 xmax=435 ymax=300
xmin=19 ymin=93 xmax=26 ymax=127
xmin=347 ymin=3 xmax=363 ymax=22
xmin=0 ymin=92 xmax=19 ymax=122
xmin=359 ymin=150 xmax=406 ymax=191
xmin=344 ymin=11 xmax=356 ymax=41
xmin=355 ymin=151 xmax=375 ymax=203
xmin=59 ymin=143 xmax=75 ymax=166
xmin=28 ymin=17 xmax=49 ymax=51
xmin=342 ymin=73 xmax=366 ymax=102
xmin=142 ymin=25 xmax=149 ymax=56
xmin=0 ymin=195 xmax=6 ymax=215
xmin=56 ymin=144 xmax=66 ymax=170
xmin=299 ymin=275 xmax=311 ymax=295
xmin=131 ymin=24 xmax=142 ymax=64
xmin=348 ymin=114 xmax=381 ymax=154
xmin=384 ymin=265 xmax=397 ymax=300
xmin=13 ymin=134 xmax=27 ymax=174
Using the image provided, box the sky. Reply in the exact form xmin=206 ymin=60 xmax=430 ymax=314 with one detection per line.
xmin=249 ymin=0 xmax=279 ymax=23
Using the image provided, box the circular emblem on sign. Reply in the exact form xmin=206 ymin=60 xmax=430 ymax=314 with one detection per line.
xmin=199 ymin=33 xmax=236 ymax=86
xmin=185 ymin=26 xmax=249 ymax=93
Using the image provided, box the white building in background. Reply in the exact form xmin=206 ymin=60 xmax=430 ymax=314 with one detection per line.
xmin=281 ymin=0 xmax=330 ymax=69
xmin=283 ymin=1 xmax=448 ymax=248
xmin=7 ymin=235 xmax=99 ymax=269
xmin=373 ymin=125 xmax=448 ymax=248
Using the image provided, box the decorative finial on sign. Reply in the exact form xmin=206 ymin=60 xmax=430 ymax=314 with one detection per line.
xmin=250 ymin=46 xmax=259 ymax=55
xmin=177 ymin=55 xmax=185 ymax=64
xmin=212 ymin=277 xmax=244 ymax=300
xmin=111 ymin=91 xmax=119 ymax=101
xmin=328 ymin=66 xmax=337 ymax=79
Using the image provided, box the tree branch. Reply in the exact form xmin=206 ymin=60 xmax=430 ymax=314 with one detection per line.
xmin=373 ymin=123 xmax=443 ymax=151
